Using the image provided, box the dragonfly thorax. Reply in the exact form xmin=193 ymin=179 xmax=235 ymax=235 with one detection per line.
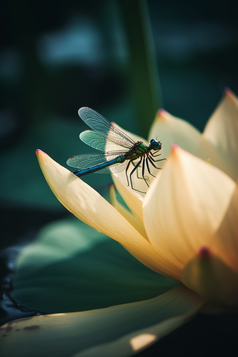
xmin=149 ymin=139 xmax=162 ymax=152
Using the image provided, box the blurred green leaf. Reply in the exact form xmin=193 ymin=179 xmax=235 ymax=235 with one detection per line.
xmin=12 ymin=218 xmax=177 ymax=313
xmin=118 ymin=0 xmax=162 ymax=137
xmin=2 ymin=285 xmax=202 ymax=357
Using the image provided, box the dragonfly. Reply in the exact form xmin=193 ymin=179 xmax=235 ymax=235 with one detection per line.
xmin=67 ymin=107 xmax=165 ymax=192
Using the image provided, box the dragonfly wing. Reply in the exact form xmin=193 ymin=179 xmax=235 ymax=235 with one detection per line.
xmin=67 ymin=153 xmax=112 ymax=169
xmin=92 ymin=161 xmax=127 ymax=174
xmin=95 ymin=157 xmax=142 ymax=174
xmin=67 ymin=152 xmax=125 ymax=172
xmin=78 ymin=107 xmax=135 ymax=150
xmin=80 ymin=130 xmax=129 ymax=153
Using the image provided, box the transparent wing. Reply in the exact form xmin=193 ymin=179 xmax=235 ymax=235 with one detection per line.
xmin=80 ymin=130 xmax=129 ymax=153
xmin=67 ymin=153 xmax=117 ymax=169
xmin=66 ymin=153 xmax=127 ymax=174
xmin=95 ymin=161 xmax=128 ymax=174
xmin=78 ymin=107 xmax=135 ymax=150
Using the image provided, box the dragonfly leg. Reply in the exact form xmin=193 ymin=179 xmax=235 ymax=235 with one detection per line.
xmin=150 ymin=154 xmax=167 ymax=163
xmin=132 ymin=159 xmax=146 ymax=180
xmin=146 ymin=156 xmax=156 ymax=178
xmin=125 ymin=160 xmax=131 ymax=186
xmin=147 ymin=155 xmax=163 ymax=170
xmin=130 ymin=158 xmax=142 ymax=190
xmin=151 ymin=157 xmax=167 ymax=163
xmin=149 ymin=153 xmax=167 ymax=163
xmin=150 ymin=151 xmax=161 ymax=158
xmin=142 ymin=157 xmax=149 ymax=187
xmin=131 ymin=160 xmax=140 ymax=177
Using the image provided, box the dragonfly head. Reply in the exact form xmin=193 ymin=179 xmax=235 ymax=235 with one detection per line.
xmin=149 ymin=138 xmax=162 ymax=152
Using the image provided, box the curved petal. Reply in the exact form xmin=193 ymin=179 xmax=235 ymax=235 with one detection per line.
xmin=149 ymin=109 xmax=201 ymax=158
xmin=112 ymin=175 xmax=144 ymax=221
xmin=12 ymin=218 xmax=176 ymax=313
xmin=203 ymin=89 xmax=238 ymax=181
xmin=210 ymin=181 xmax=238 ymax=273
xmin=196 ymin=135 xmax=234 ymax=181
xmin=36 ymin=150 xmax=165 ymax=275
xmin=181 ymin=247 xmax=238 ymax=309
xmin=143 ymin=145 xmax=236 ymax=278
xmin=148 ymin=106 xmax=234 ymax=181
xmin=108 ymin=184 xmax=148 ymax=240
xmin=0 ymin=286 xmax=203 ymax=357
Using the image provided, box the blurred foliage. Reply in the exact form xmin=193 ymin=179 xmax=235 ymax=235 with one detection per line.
xmin=11 ymin=218 xmax=177 ymax=313
xmin=118 ymin=0 xmax=161 ymax=135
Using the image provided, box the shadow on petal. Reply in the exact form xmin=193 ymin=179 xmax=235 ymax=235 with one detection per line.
xmin=181 ymin=247 xmax=238 ymax=309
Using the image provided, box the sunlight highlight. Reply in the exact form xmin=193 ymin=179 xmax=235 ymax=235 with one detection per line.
xmin=130 ymin=333 xmax=157 ymax=351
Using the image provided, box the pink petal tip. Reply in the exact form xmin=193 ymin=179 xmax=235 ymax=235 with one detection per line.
xmin=224 ymin=87 xmax=234 ymax=98
xmin=197 ymin=246 xmax=212 ymax=258
xmin=171 ymin=142 xmax=179 ymax=151
xmin=157 ymin=108 xmax=168 ymax=118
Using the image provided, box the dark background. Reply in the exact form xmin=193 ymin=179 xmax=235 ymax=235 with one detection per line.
xmin=1 ymin=0 xmax=238 ymax=355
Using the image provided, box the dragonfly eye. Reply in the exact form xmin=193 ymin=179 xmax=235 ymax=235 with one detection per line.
xmin=150 ymin=139 xmax=162 ymax=151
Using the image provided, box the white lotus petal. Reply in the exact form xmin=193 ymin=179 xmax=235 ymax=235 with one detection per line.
xmin=196 ymin=135 xmax=234 ymax=181
xmin=112 ymin=175 xmax=144 ymax=221
xmin=149 ymin=109 xmax=201 ymax=158
xmin=210 ymin=181 xmax=238 ymax=273
xmin=143 ymin=145 xmax=236 ymax=276
xmin=108 ymin=184 xmax=148 ymax=240
xmin=203 ymin=89 xmax=238 ymax=181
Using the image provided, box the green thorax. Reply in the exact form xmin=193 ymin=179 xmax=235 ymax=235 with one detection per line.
xmin=125 ymin=141 xmax=148 ymax=160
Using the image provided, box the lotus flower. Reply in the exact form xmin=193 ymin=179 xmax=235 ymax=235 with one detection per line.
xmin=1 ymin=89 xmax=238 ymax=356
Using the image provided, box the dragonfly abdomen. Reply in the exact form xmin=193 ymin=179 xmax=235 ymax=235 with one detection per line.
xmin=74 ymin=155 xmax=125 ymax=177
